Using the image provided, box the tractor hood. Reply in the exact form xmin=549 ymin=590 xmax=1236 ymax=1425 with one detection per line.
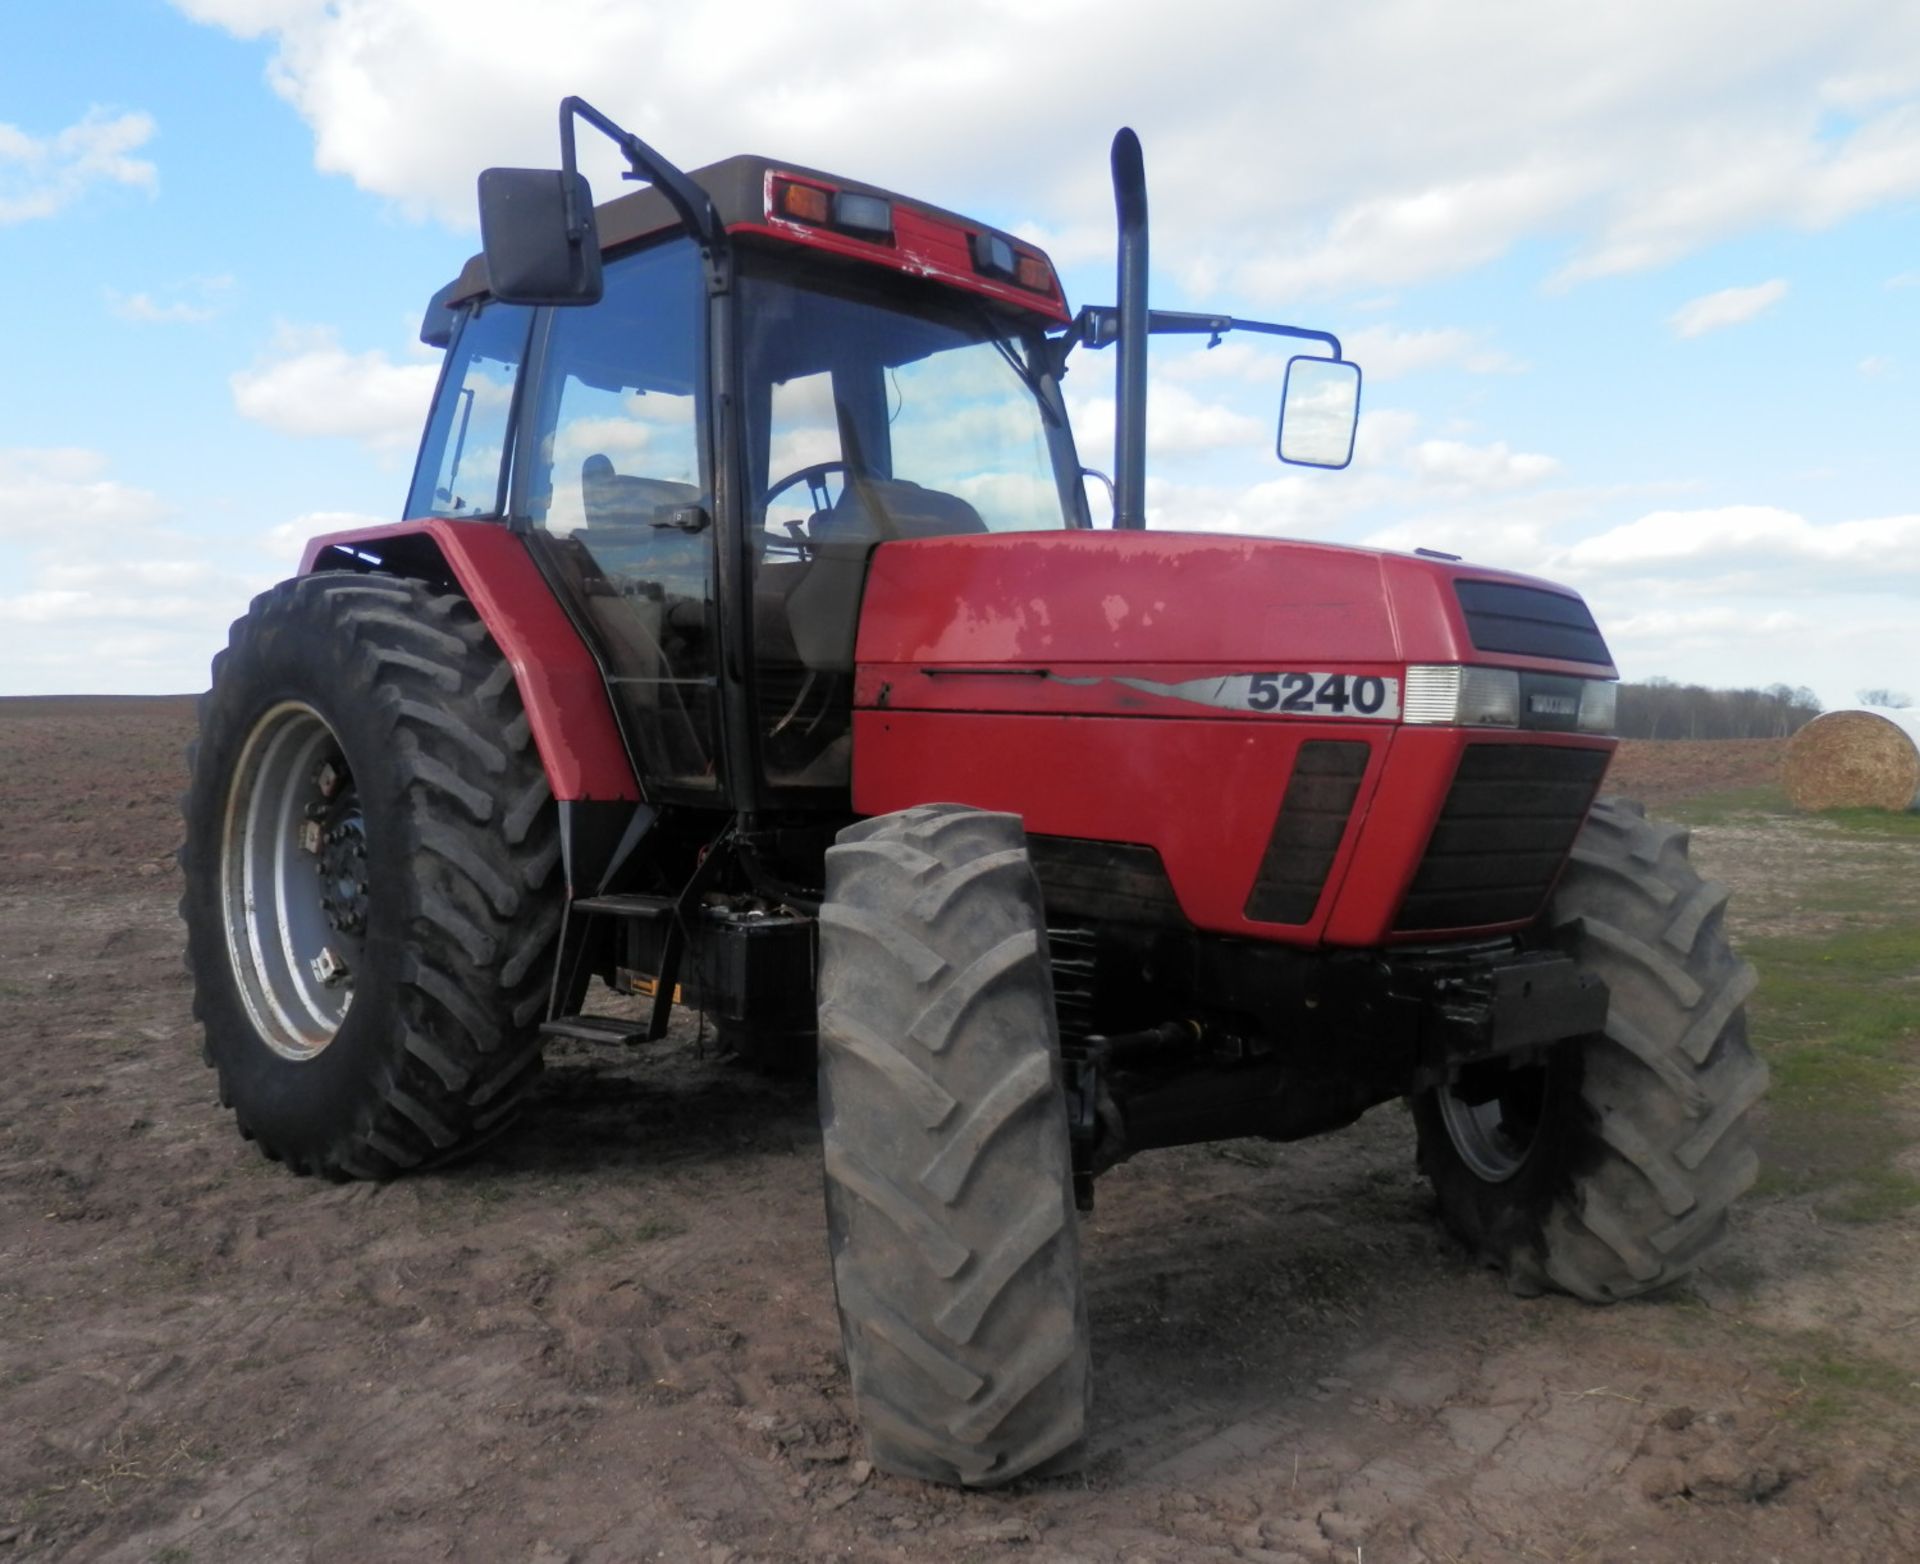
xmin=850 ymin=529 xmax=1617 ymax=946
xmin=852 ymin=530 xmax=1615 ymax=718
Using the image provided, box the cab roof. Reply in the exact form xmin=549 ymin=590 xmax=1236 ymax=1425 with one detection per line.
xmin=445 ymin=153 xmax=1066 ymax=321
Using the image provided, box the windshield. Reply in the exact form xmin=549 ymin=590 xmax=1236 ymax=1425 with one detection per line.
xmin=738 ymin=252 xmax=1082 ymax=793
xmin=739 ymin=253 xmax=1083 ymax=544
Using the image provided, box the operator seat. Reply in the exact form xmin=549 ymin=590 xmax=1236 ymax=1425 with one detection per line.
xmin=783 ymin=477 xmax=986 ymax=669
xmin=581 ymin=452 xmax=701 ymax=531
xmin=753 ymin=477 xmax=987 ymax=787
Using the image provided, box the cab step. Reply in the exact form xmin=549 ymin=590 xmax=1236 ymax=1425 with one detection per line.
xmin=570 ymin=892 xmax=678 ymax=920
xmin=538 ymin=1014 xmax=649 ymax=1047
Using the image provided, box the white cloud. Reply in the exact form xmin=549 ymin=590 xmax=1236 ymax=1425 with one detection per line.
xmin=36 ymin=559 xmax=216 ymax=592
xmin=105 ymin=275 xmax=233 ymax=324
xmin=1564 ymin=504 xmax=1920 ymax=584
xmin=1552 ymin=109 xmax=1920 ymax=286
xmin=1068 ymin=380 xmax=1267 ymax=465
xmin=1158 ymin=341 xmax=1287 ymax=386
xmin=1405 ymin=439 xmax=1559 ymax=493
xmin=1243 ymin=161 xmax=1586 ymax=299
xmin=169 ymin=1 xmax=1920 ymax=300
xmin=0 ymin=449 xmax=388 ymax=693
xmin=1159 ymin=326 xmax=1521 ymax=386
xmin=0 ymin=109 xmax=158 ymax=225
xmin=1602 ymin=604 xmax=1816 ymax=643
xmin=173 ymin=0 xmax=322 ymax=33
xmin=1667 ymin=279 xmax=1788 ymax=338
xmin=1344 ymin=326 xmax=1523 ymax=381
xmin=0 ymin=447 xmax=170 ymax=537
xmin=1122 ymin=408 xmax=1563 ymax=538
xmin=231 ymin=324 xmax=439 ymax=452
xmin=108 ymin=292 xmax=215 ymax=324
xmin=1859 ymin=354 xmax=1894 ymax=376
xmin=1581 ymin=592 xmax=1920 ymax=705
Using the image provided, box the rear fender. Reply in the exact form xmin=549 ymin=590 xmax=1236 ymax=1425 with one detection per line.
xmin=299 ymin=519 xmax=641 ymax=804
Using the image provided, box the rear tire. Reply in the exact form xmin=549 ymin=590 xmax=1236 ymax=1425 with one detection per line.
xmin=818 ymin=804 xmax=1092 ymax=1487
xmin=179 ymin=572 xmax=563 ymax=1178
xmin=1413 ymin=795 xmax=1767 ymax=1300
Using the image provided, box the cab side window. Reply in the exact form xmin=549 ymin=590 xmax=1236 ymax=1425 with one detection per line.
xmin=524 ymin=241 xmax=705 ymax=536
xmin=406 ymin=301 xmax=530 ymax=520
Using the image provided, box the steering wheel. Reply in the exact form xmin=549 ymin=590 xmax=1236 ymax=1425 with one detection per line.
xmin=763 ymin=459 xmax=848 ymax=516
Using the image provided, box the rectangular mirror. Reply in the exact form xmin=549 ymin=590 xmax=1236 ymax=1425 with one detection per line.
xmin=477 ymin=167 xmax=604 ymax=306
xmin=1277 ymin=355 xmax=1361 ymax=470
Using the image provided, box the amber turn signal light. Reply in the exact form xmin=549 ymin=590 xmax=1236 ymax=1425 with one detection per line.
xmin=775 ymin=180 xmax=831 ymax=225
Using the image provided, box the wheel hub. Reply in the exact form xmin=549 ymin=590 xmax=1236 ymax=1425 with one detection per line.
xmin=219 ymin=702 xmax=365 ymax=1061
xmin=314 ymin=804 xmax=368 ymax=936
xmin=1436 ymin=1065 xmax=1547 ymax=1183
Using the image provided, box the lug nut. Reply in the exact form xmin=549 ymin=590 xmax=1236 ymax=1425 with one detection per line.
xmin=309 ymin=947 xmax=350 ymax=987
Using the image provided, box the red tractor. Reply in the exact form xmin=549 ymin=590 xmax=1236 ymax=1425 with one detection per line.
xmin=180 ymin=101 xmax=1765 ymax=1488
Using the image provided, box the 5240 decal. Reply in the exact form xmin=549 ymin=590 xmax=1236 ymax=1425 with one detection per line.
xmin=1114 ymin=672 xmax=1402 ymax=720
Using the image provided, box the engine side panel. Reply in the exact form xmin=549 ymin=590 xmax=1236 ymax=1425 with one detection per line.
xmin=852 ymin=708 xmax=1386 ymax=942
xmin=299 ymin=519 xmax=642 ymax=803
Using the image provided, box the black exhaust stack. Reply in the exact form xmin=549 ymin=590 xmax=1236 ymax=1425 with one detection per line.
xmin=1111 ymin=128 xmax=1148 ymax=529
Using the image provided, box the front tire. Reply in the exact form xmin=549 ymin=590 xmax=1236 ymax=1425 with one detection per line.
xmin=180 ymin=573 xmax=563 ymax=1178
xmin=817 ymin=805 xmax=1092 ymax=1487
xmin=1413 ymin=796 xmax=1767 ymax=1300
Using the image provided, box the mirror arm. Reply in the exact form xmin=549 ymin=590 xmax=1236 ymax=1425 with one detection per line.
xmin=1068 ymin=305 xmax=1343 ymax=362
xmin=560 ymin=96 xmax=724 ymax=254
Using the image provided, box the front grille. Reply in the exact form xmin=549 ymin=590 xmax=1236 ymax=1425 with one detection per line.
xmin=1028 ymin=836 xmax=1187 ymax=927
xmin=1245 ymin=740 xmax=1370 ymax=924
xmin=1455 ymin=580 xmax=1611 ymax=666
xmin=1394 ymin=744 xmax=1609 ymax=932
xmin=1048 ymin=922 xmax=1097 ymax=1044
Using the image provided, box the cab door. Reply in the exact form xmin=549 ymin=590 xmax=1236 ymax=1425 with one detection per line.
xmin=516 ymin=238 xmax=722 ymax=800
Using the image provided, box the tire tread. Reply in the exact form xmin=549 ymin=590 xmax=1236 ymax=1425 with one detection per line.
xmin=180 ymin=572 xmax=563 ymax=1178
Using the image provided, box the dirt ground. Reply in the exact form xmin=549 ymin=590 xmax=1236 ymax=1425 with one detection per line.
xmin=2 ymin=702 xmax=1915 ymax=1563
xmin=1601 ymin=738 xmax=1790 ymax=807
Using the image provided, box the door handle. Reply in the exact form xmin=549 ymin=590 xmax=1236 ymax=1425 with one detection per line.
xmin=653 ymin=505 xmax=711 ymax=533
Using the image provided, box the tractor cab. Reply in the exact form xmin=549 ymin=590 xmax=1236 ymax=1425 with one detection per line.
xmin=409 ymin=138 xmax=1093 ymax=817
xmin=402 ymin=104 xmax=1358 ymax=828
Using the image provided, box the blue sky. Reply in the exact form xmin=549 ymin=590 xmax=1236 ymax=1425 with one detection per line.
xmin=3 ymin=0 xmax=1916 ymax=706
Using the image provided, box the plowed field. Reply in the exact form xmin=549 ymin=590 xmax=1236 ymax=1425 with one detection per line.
xmin=3 ymin=701 xmax=1914 ymax=1562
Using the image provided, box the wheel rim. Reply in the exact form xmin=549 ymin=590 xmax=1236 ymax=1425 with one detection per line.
xmin=1436 ymin=1066 xmax=1547 ymax=1183
xmin=220 ymin=701 xmax=366 ymax=1060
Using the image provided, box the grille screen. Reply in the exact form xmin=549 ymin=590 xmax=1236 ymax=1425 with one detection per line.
xmin=1394 ymin=744 xmax=1609 ymax=931
xmin=1455 ymin=580 xmax=1611 ymax=666
xmin=1244 ymin=740 xmax=1370 ymax=924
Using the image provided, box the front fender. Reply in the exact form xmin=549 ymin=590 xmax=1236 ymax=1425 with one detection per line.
xmin=299 ymin=519 xmax=641 ymax=804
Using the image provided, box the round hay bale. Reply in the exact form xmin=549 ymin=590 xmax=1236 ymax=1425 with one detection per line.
xmin=1782 ymin=708 xmax=1920 ymax=812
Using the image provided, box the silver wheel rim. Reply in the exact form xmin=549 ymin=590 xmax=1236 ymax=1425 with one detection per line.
xmin=219 ymin=701 xmax=365 ymax=1061
xmin=1436 ymin=1073 xmax=1542 ymax=1183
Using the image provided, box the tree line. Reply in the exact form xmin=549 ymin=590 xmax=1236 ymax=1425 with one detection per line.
xmin=1615 ymin=678 xmax=1823 ymax=740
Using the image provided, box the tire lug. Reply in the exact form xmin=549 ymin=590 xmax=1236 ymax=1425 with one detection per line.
xmin=310 ymin=947 xmax=350 ymax=987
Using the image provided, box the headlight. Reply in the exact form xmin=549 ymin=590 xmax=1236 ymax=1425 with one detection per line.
xmin=1405 ymin=664 xmax=1617 ymax=733
xmin=1404 ymin=665 xmax=1521 ymax=727
xmin=1577 ymin=678 xmax=1618 ymax=734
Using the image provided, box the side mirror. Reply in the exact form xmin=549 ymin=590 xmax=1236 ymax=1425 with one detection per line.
xmin=418 ymin=281 xmax=458 ymax=349
xmin=1276 ymin=356 xmax=1362 ymax=470
xmin=477 ymin=167 xmax=604 ymax=306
